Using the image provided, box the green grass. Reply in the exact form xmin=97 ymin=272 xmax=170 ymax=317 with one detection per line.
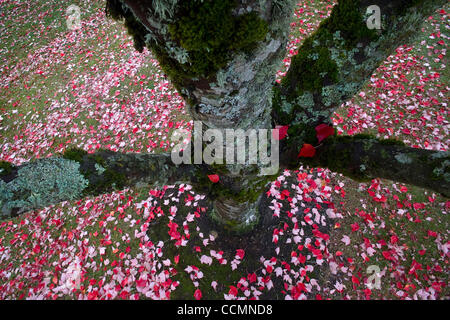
xmin=0 ymin=0 xmax=447 ymax=300
xmin=328 ymin=176 xmax=449 ymax=299
xmin=0 ymin=0 xmax=104 ymax=67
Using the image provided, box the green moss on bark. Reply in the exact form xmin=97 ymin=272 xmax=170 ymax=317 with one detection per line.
xmin=320 ymin=0 xmax=378 ymax=48
xmin=282 ymin=41 xmax=339 ymax=100
xmin=62 ymin=148 xmax=88 ymax=163
xmin=63 ymin=148 xmax=126 ymax=195
xmin=273 ymin=0 xmax=379 ymax=124
xmin=168 ymin=1 xmax=268 ymax=78
xmin=106 ymin=0 xmax=268 ymax=93
xmin=379 ymin=138 xmax=406 ymax=146
xmin=190 ymin=164 xmax=276 ymax=204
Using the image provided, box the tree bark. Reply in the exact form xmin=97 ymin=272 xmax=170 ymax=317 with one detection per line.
xmin=274 ymin=0 xmax=447 ymax=121
xmin=108 ymin=0 xmax=296 ymax=130
xmin=106 ymin=0 xmax=448 ymax=229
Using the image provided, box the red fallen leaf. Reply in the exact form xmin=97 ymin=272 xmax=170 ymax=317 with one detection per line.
xmin=401 ymin=128 xmax=411 ymax=135
xmin=298 ymin=253 xmax=306 ymax=264
xmin=87 ymin=290 xmax=99 ymax=300
xmin=390 ymin=235 xmax=399 ymax=244
xmin=351 ymin=223 xmax=360 ymax=232
xmin=433 ymin=265 xmax=442 ymax=273
xmin=208 ymin=174 xmax=219 ymax=183
xmin=194 ymin=289 xmax=202 ymax=300
xmin=298 ymin=144 xmax=316 ymax=158
xmin=315 ymin=124 xmax=335 ymax=143
xmin=119 ymin=290 xmax=129 ymax=299
xmin=281 ymin=189 xmax=290 ymax=198
xmin=248 ymin=273 xmax=257 ymax=283
xmin=382 ymin=251 xmax=393 ymax=260
xmin=273 ymin=125 xmax=289 ymax=140
xmin=427 ymin=230 xmax=438 ymax=238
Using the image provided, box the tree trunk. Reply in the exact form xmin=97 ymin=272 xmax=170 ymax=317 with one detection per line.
xmin=211 ymin=196 xmax=262 ymax=233
xmin=3 ymin=0 xmax=448 ymax=228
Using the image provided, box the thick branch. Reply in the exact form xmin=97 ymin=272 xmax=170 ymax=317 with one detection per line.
xmin=0 ymin=150 xmax=199 ymax=217
xmin=281 ymin=136 xmax=450 ymax=197
xmin=272 ymin=0 xmax=447 ymax=126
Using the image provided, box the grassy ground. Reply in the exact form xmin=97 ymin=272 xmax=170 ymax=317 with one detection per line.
xmin=0 ymin=0 xmax=448 ymax=300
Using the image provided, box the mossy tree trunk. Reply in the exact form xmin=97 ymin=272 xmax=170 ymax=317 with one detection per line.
xmin=1 ymin=0 xmax=448 ymax=230
xmin=104 ymin=0 xmax=299 ymax=231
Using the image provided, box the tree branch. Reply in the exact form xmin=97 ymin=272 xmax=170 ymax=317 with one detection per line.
xmin=272 ymin=0 xmax=449 ymax=196
xmin=272 ymin=0 xmax=447 ymax=126
xmin=0 ymin=150 xmax=200 ymax=217
xmin=281 ymin=135 xmax=450 ymax=197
